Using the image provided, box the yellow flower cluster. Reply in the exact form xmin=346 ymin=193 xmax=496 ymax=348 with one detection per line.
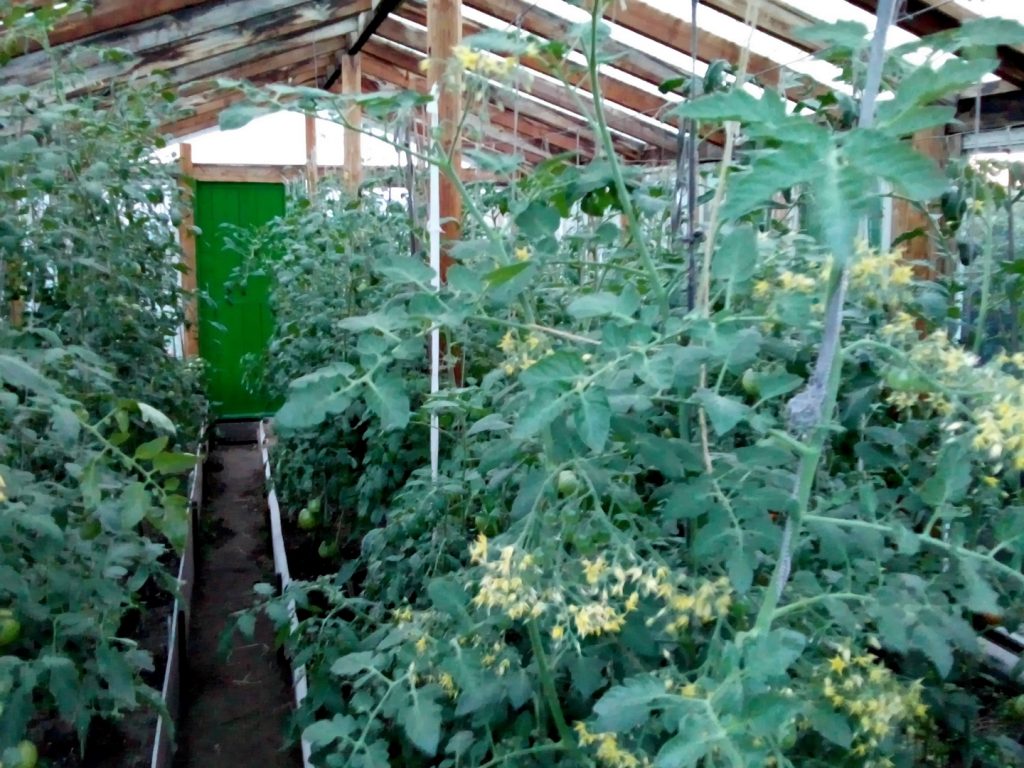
xmin=850 ymin=247 xmax=915 ymax=288
xmin=574 ymin=723 xmax=651 ymax=768
xmin=413 ymin=670 xmax=459 ymax=698
xmin=471 ymin=535 xmax=545 ymax=621
xmin=568 ymin=601 xmax=626 ymax=637
xmin=820 ymin=646 xmax=929 ymax=761
xmin=452 ymin=45 xmax=520 ymax=77
xmin=882 ymin=320 xmax=1024 ymax=469
xmin=581 ymin=557 xmax=732 ymax=636
xmin=470 ymin=540 xmax=731 ymax=645
xmin=778 ymin=271 xmax=817 ymax=293
xmin=647 ymin=574 xmax=733 ymax=634
xmin=498 ymin=329 xmax=547 ymax=375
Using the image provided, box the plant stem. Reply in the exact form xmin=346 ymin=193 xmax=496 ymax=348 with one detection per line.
xmin=772 ymin=592 xmax=872 ymax=620
xmin=803 ymin=513 xmax=1024 ymax=587
xmin=973 ymin=211 xmax=995 ymax=355
xmin=527 ymin=620 xmax=583 ymax=761
xmin=587 ymin=1 xmax=668 ymax=322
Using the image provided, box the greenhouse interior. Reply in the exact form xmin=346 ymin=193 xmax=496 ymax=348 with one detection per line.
xmin=8 ymin=0 xmax=1024 ymax=766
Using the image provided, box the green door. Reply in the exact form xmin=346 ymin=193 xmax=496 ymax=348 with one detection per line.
xmin=195 ymin=180 xmax=285 ymax=419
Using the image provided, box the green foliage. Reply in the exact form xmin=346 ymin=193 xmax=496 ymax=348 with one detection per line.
xmin=233 ymin=10 xmax=1024 ymax=768
xmin=0 ymin=6 xmax=204 ymax=755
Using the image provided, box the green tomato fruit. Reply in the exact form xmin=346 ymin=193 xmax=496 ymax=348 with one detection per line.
xmin=307 ymin=498 xmax=321 ymax=515
xmin=80 ymin=519 xmax=102 ymax=540
xmin=1008 ymin=694 xmax=1024 ymax=720
xmin=297 ymin=507 xmax=316 ymax=531
xmin=0 ymin=610 xmax=21 ymax=647
xmin=474 ymin=515 xmax=499 ymax=537
xmin=17 ymin=741 xmax=37 ymax=768
xmin=317 ymin=541 xmax=338 ymax=559
xmin=557 ymin=470 xmax=580 ymax=496
xmin=741 ymin=368 xmax=759 ymax=396
xmin=884 ymin=367 xmax=928 ymax=393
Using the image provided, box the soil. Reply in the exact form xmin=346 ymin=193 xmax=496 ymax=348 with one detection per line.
xmin=32 ymin=552 xmax=177 ymax=767
xmin=172 ymin=441 xmax=299 ymax=768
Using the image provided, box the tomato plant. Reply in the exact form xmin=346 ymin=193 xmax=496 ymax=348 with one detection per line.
xmin=223 ymin=7 xmax=1024 ymax=768
xmin=0 ymin=2 xmax=204 ymax=756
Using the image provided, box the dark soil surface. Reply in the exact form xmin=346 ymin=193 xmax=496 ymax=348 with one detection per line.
xmin=33 ymin=552 xmax=176 ymax=767
xmin=172 ymin=442 xmax=299 ymax=768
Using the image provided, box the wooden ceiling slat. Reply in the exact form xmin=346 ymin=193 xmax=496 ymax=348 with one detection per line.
xmin=2 ymin=0 xmax=369 ymax=90
xmin=361 ymin=47 xmax=595 ymax=158
xmin=373 ymin=17 xmax=668 ymax=151
xmin=154 ymin=16 xmax=362 ymax=92
xmin=602 ymin=0 xmax=781 ymax=88
xmin=398 ymin=3 xmax=678 ymax=127
xmin=178 ymin=37 xmax=349 ymax=97
xmin=362 ymin=37 xmax=632 ymax=157
xmin=697 ymin=0 xmax=818 ymax=55
xmin=44 ymin=0 xmax=209 ymax=46
xmin=458 ymin=0 xmax=681 ymax=89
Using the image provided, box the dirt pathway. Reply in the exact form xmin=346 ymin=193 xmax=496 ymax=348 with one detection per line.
xmin=173 ymin=441 xmax=299 ymax=768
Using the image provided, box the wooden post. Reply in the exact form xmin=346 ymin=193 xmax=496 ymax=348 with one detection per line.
xmin=891 ymin=127 xmax=957 ymax=277
xmin=427 ymin=0 xmax=462 ymax=283
xmin=305 ymin=113 xmax=318 ymax=194
xmin=342 ymin=53 xmax=362 ymax=195
xmin=179 ymin=143 xmax=200 ymax=359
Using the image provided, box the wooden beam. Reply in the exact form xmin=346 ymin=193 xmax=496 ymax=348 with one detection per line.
xmin=371 ymin=22 xmax=643 ymax=157
xmin=460 ymin=0 xmax=693 ymax=90
xmin=349 ymin=0 xmax=406 ymax=53
xmin=360 ymin=57 xmax=553 ymax=164
xmin=178 ymin=143 xmax=199 ymax=359
xmin=177 ymin=35 xmax=349 ymax=97
xmin=601 ymin=0 xmax=781 ymax=89
xmin=191 ymin=164 xmax=346 ymax=183
xmin=343 ymin=53 xmax=363 ymax=193
xmin=2 ymin=0 xmax=370 ymax=92
xmin=44 ymin=0 xmax=208 ymax=46
xmin=362 ymin=41 xmax=599 ymax=158
xmin=891 ymin=127 xmax=957 ymax=276
xmin=306 ymin=113 xmax=318 ymax=193
xmin=427 ymin=0 xmax=462 ymax=283
xmin=399 ymin=2 xmax=677 ymax=125
xmin=697 ymin=0 xmax=819 ymax=55
xmin=378 ymin=15 xmax=676 ymax=151
xmin=847 ymin=0 xmax=1024 ymax=88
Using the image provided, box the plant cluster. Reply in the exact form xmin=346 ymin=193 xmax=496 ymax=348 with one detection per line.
xmin=230 ymin=6 xmax=1024 ymax=768
xmin=0 ymin=3 xmax=204 ymax=761
xmin=227 ymin=189 xmax=427 ymax=559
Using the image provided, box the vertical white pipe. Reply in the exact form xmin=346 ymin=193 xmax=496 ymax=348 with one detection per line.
xmin=428 ymin=92 xmax=441 ymax=482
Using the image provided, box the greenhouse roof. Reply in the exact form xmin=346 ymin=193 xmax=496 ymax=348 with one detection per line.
xmin=5 ymin=0 xmax=1024 ymax=162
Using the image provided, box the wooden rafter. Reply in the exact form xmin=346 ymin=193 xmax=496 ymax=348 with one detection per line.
xmin=361 ymin=47 xmax=585 ymax=161
xmin=846 ymin=0 xmax=1024 ymax=88
xmin=374 ymin=16 xmax=664 ymax=153
xmin=697 ymin=0 xmax=819 ymax=55
xmin=2 ymin=0 xmax=370 ymax=91
xmin=398 ymin=3 xmax=680 ymax=127
xmin=458 ymin=0 xmax=681 ymax=90
xmin=602 ymin=0 xmax=782 ymax=89
xmin=362 ymin=38 xmax=614 ymax=158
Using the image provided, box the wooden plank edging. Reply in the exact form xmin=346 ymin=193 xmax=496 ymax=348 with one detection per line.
xmin=258 ymin=420 xmax=314 ymax=768
xmin=150 ymin=425 xmax=207 ymax=768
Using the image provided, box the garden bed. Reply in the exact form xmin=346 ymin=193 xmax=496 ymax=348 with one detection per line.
xmin=258 ymin=420 xmax=313 ymax=768
xmin=147 ymin=435 xmax=205 ymax=768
